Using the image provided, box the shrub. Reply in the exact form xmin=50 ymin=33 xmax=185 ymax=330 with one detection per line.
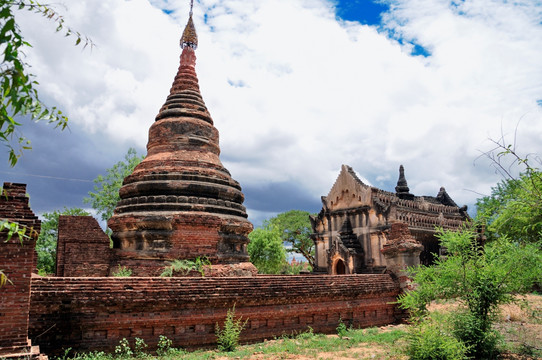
xmin=399 ymin=228 xmax=542 ymax=358
xmin=451 ymin=311 xmax=501 ymax=359
xmin=296 ymin=326 xmax=315 ymax=340
xmin=134 ymin=337 xmax=147 ymax=358
xmin=160 ymin=256 xmax=210 ymax=277
xmin=406 ymin=315 xmax=468 ymax=360
xmin=114 ymin=338 xmax=133 ymax=358
xmin=156 ymin=335 xmax=173 ymax=356
xmin=112 ymin=265 xmax=132 ymax=277
xmin=336 ymin=318 xmax=348 ymax=339
xmin=215 ymin=306 xmax=248 ymax=352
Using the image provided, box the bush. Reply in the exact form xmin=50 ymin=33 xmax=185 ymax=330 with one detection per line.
xmin=215 ymin=306 xmax=248 ymax=352
xmin=247 ymin=226 xmax=287 ymax=274
xmin=156 ymin=335 xmax=172 ymax=356
xmin=452 ymin=311 xmax=501 ymax=359
xmin=112 ymin=265 xmax=132 ymax=277
xmin=336 ymin=318 xmax=348 ymax=339
xmin=399 ymin=228 xmax=542 ymax=359
xmin=134 ymin=338 xmax=147 ymax=358
xmin=406 ymin=314 xmax=468 ymax=360
xmin=114 ymin=338 xmax=133 ymax=358
xmin=160 ymin=257 xmax=210 ymax=277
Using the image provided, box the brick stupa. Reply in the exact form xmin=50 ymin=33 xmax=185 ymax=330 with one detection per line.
xmin=108 ymin=13 xmax=256 ymax=276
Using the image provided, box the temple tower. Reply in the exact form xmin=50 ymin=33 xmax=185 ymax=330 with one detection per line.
xmin=108 ymin=7 xmax=255 ymax=276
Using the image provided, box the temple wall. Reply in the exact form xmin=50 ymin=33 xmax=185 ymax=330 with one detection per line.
xmin=29 ymin=275 xmax=400 ymax=355
xmin=56 ymin=216 xmax=111 ymax=277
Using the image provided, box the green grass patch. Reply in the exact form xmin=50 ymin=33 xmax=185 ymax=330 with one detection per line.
xmin=63 ymin=326 xmax=407 ymax=360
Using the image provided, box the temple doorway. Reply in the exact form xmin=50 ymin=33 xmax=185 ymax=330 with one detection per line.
xmin=334 ymin=259 xmax=346 ymax=275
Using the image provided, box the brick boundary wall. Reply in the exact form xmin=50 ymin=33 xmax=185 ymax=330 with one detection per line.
xmin=29 ymin=275 xmax=400 ymax=356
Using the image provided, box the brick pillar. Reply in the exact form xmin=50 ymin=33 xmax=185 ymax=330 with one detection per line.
xmin=0 ymin=183 xmax=43 ymax=358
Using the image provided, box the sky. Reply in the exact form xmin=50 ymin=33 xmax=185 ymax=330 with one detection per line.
xmin=2 ymin=0 xmax=542 ymax=228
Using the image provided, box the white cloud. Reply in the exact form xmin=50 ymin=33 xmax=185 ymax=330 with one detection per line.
xmin=13 ymin=0 xmax=542 ymax=220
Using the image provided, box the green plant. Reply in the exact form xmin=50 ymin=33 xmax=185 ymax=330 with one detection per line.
xmin=247 ymin=225 xmax=287 ymax=274
xmin=156 ymin=335 xmax=172 ymax=356
xmin=112 ymin=265 xmax=132 ymax=277
xmin=296 ymin=326 xmax=315 ymax=340
xmin=85 ymin=148 xmax=144 ymax=225
xmin=399 ymin=228 xmax=542 ymax=358
xmin=58 ymin=347 xmax=72 ymax=360
xmin=0 ymin=1 xmax=93 ymax=166
xmin=114 ymin=338 xmax=133 ymax=358
xmin=264 ymin=210 xmax=316 ymax=267
xmin=160 ymin=256 xmax=210 ymax=277
xmin=134 ymin=337 xmax=147 ymax=358
xmin=405 ymin=314 xmax=468 ymax=360
xmin=336 ymin=318 xmax=348 ymax=339
xmin=1 ymin=218 xmax=38 ymax=287
xmin=215 ymin=306 xmax=248 ymax=352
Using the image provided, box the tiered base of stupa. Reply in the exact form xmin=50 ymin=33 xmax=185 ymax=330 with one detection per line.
xmin=109 ymin=211 xmax=256 ymax=276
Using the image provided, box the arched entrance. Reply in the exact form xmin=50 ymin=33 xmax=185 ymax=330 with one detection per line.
xmin=334 ymin=259 xmax=346 ymax=275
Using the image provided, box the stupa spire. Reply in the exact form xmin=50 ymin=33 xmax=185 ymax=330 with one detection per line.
xmin=181 ymin=0 xmax=197 ymax=50
xmin=395 ymin=165 xmax=414 ymax=200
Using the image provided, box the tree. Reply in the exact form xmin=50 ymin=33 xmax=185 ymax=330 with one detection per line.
xmin=1 ymin=1 xmax=91 ymax=287
xmin=265 ymin=210 xmax=315 ymax=267
xmin=247 ymin=225 xmax=287 ymax=274
xmin=476 ymin=136 xmax=542 ymax=244
xmin=0 ymin=1 xmax=93 ymax=166
xmin=36 ymin=207 xmax=90 ymax=275
xmin=399 ymin=228 xmax=542 ymax=358
xmin=476 ymin=171 xmax=542 ymax=244
xmin=84 ymin=148 xmax=144 ymax=224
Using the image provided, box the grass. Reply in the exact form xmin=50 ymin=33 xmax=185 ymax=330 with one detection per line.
xmin=63 ymin=294 xmax=542 ymax=360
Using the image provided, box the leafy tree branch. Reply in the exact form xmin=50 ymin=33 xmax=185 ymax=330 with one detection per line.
xmin=0 ymin=0 xmax=94 ymax=166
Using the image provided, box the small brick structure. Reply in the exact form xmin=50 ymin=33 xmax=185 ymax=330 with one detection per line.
xmin=0 ymin=183 xmax=43 ymax=359
xmin=56 ymin=216 xmax=111 ymax=277
xmin=381 ymin=222 xmax=424 ymax=291
xmin=29 ymin=275 xmax=400 ymax=356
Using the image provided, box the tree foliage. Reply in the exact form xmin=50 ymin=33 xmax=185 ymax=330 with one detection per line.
xmin=0 ymin=0 xmax=93 ymax=166
xmin=476 ymin=137 xmax=542 ymax=244
xmin=399 ymin=228 xmax=542 ymax=358
xmin=247 ymin=225 xmax=287 ymax=274
xmin=36 ymin=207 xmax=90 ymax=275
xmin=476 ymin=170 xmax=542 ymax=244
xmin=85 ymin=148 xmax=144 ymax=223
xmin=264 ymin=210 xmax=315 ymax=267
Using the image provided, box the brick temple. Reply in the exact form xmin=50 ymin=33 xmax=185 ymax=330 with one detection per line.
xmin=311 ymin=164 xmax=469 ymax=274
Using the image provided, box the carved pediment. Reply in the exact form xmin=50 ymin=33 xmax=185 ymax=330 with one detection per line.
xmin=325 ymin=165 xmax=371 ymax=211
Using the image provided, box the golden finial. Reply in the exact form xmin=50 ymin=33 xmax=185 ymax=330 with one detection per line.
xmin=181 ymin=0 xmax=198 ymax=49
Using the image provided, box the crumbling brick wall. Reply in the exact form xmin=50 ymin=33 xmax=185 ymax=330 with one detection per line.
xmin=56 ymin=216 xmax=111 ymax=277
xmin=0 ymin=183 xmax=41 ymax=357
xmin=29 ymin=274 xmax=400 ymax=355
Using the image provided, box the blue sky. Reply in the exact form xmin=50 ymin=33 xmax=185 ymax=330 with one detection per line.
xmin=335 ymin=0 xmax=389 ymax=24
xmin=3 ymin=0 xmax=542 ymax=228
